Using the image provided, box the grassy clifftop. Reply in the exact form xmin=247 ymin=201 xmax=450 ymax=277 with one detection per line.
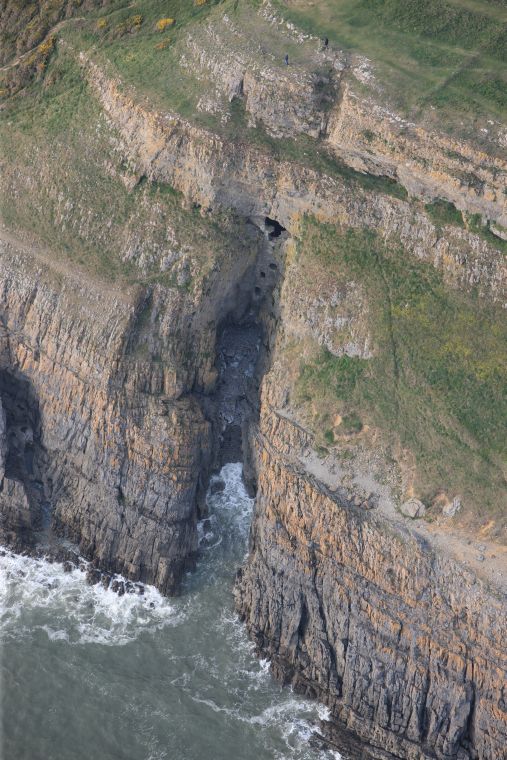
xmin=273 ymin=0 xmax=507 ymax=134
xmin=4 ymin=0 xmax=505 ymax=138
xmin=287 ymin=217 xmax=507 ymax=539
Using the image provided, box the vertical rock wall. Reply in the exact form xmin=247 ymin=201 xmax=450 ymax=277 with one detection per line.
xmin=0 ymin=225 xmax=261 ymax=591
xmin=235 ymin=408 xmax=507 ymax=759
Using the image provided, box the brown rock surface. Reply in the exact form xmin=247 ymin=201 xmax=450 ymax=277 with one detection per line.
xmin=0 ymin=219 xmax=261 ymax=591
xmin=235 ymin=408 xmax=507 ymax=759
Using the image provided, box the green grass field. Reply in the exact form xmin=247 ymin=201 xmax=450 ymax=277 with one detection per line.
xmin=272 ymin=0 xmax=507 ymax=134
xmin=293 ymin=218 xmax=507 ymax=536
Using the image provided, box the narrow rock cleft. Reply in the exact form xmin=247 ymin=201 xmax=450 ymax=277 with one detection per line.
xmin=200 ymin=214 xmax=286 ymax=499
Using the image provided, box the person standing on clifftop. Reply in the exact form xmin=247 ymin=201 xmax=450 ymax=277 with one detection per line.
xmin=284 ymin=53 xmax=289 ymax=65
xmin=323 ymin=36 xmax=329 ymax=49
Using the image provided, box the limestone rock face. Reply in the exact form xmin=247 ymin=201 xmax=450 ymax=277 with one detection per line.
xmin=325 ymin=82 xmax=507 ymax=228
xmin=83 ymin=56 xmax=506 ymax=307
xmin=235 ymin=408 xmax=507 ymax=759
xmin=0 ymin=226 xmax=259 ymax=592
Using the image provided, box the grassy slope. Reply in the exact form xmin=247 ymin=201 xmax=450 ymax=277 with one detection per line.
xmin=60 ymin=0 xmax=223 ymax=117
xmin=292 ymin=218 xmax=507 ymax=538
xmin=0 ymin=43 xmax=242 ymax=290
xmin=272 ymin=0 xmax=507 ymax=136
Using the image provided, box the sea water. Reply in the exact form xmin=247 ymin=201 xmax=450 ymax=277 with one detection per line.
xmin=0 ymin=463 xmax=344 ymax=760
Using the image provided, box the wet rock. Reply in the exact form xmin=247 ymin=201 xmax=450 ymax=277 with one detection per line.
xmin=210 ymin=477 xmax=226 ymax=495
xmin=400 ymin=498 xmax=426 ymax=518
xmin=85 ymin=567 xmax=101 ymax=586
xmin=101 ymin=574 xmax=111 ymax=590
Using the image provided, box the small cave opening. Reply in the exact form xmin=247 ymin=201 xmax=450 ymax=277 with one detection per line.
xmin=264 ymin=217 xmax=286 ymax=240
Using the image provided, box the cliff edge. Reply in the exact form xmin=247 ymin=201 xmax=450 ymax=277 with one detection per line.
xmin=0 ymin=0 xmax=506 ymax=757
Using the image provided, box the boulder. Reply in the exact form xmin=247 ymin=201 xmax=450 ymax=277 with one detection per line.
xmin=210 ymin=478 xmax=226 ymax=495
xmin=400 ymin=498 xmax=426 ymax=518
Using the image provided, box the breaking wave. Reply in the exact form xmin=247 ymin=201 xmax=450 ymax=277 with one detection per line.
xmin=0 ymin=463 xmax=343 ymax=760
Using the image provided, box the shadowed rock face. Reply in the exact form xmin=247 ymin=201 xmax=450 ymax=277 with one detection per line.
xmin=0 ymin=370 xmax=47 ymax=549
xmin=0 ymin=212 xmax=281 ymax=594
xmin=0 ymin=257 xmax=214 ymax=592
xmin=0 ymin=215 xmax=266 ymax=592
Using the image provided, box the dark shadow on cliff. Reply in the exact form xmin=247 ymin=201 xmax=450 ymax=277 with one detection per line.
xmin=198 ymin=215 xmax=287 ymax=509
xmin=0 ymin=368 xmax=50 ymax=549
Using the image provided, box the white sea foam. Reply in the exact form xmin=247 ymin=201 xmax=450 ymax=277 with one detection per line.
xmin=1 ymin=463 xmax=345 ymax=760
xmin=0 ymin=548 xmax=180 ymax=646
xmin=198 ymin=462 xmax=254 ymax=552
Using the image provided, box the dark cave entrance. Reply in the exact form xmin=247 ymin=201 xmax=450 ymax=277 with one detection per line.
xmin=264 ymin=217 xmax=286 ymax=240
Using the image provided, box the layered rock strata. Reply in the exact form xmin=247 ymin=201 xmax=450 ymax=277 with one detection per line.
xmin=83 ymin=57 xmax=506 ymax=306
xmin=0 ymin=25 xmax=506 ymax=759
xmin=0 ymin=223 xmax=263 ymax=592
xmin=177 ymin=3 xmax=507 ymax=226
xmin=235 ymin=406 xmax=507 ymax=759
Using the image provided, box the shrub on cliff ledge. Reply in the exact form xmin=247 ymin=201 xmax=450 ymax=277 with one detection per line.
xmin=156 ymin=18 xmax=175 ymax=31
xmin=113 ymin=14 xmax=143 ymax=38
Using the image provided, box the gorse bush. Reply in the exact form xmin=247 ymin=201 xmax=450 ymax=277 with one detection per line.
xmin=156 ymin=18 xmax=175 ymax=31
